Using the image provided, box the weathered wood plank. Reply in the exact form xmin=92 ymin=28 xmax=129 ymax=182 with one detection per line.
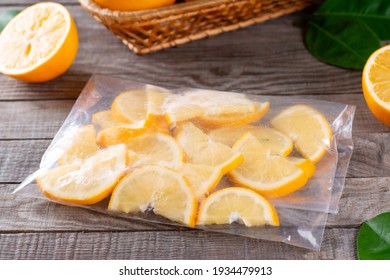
xmin=0 ymin=228 xmax=357 ymax=259
xmin=0 ymin=101 xmax=73 ymax=139
xmin=0 ymin=177 xmax=388 ymax=231
xmin=0 ymin=6 xmax=364 ymax=101
xmin=0 ymin=94 xmax=388 ymax=140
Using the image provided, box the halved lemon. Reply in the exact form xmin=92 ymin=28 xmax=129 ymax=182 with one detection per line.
xmin=197 ymin=187 xmax=279 ymax=227
xmin=126 ymin=132 xmax=183 ymax=168
xmin=0 ymin=2 xmax=78 ymax=82
xmin=37 ymin=144 xmax=127 ymax=205
xmin=271 ymin=104 xmax=332 ymax=163
xmin=208 ymin=124 xmax=293 ymax=156
xmin=175 ymin=122 xmax=243 ymax=174
xmin=58 ymin=125 xmax=99 ymax=165
xmin=108 ymin=165 xmax=197 ymax=227
xmin=362 ymin=44 xmax=390 ymax=127
xmin=229 ymin=133 xmax=308 ymax=198
xmin=93 ymin=0 xmax=175 ymax=12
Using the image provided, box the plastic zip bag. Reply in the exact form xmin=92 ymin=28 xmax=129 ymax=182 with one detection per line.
xmin=15 ymin=75 xmax=355 ymax=250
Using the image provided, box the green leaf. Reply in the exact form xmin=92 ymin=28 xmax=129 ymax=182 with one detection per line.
xmin=315 ymin=0 xmax=390 ymax=40
xmin=305 ymin=17 xmax=381 ymax=70
xmin=357 ymin=212 xmax=390 ymax=260
xmin=0 ymin=10 xmax=20 ymax=32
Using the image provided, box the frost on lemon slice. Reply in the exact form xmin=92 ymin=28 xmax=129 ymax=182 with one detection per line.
xmin=58 ymin=125 xmax=99 ymax=165
xmin=197 ymin=187 xmax=279 ymax=227
xmin=175 ymin=122 xmax=243 ymax=174
xmin=37 ymin=144 xmax=127 ymax=205
xmin=126 ymin=132 xmax=183 ymax=168
xmin=271 ymin=104 xmax=332 ymax=163
xmin=209 ymin=124 xmax=293 ymax=156
xmin=178 ymin=163 xmax=222 ymax=200
xmin=229 ymin=133 xmax=308 ymax=198
xmin=108 ymin=165 xmax=197 ymax=227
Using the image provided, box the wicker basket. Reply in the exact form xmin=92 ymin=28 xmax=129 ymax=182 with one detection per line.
xmin=79 ymin=0 xmax=320 ymax=54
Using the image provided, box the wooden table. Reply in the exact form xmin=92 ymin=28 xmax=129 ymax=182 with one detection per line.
xmin=1 ymin=0 xmax=390 ymax=260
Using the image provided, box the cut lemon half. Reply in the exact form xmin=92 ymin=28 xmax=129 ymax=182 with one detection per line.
xmin=108 ymin=165 xmax=197 ymax=227
xmin=96 ymin=125 xmax=146 ymax=146
xmin=197 ymin=187 xmax=279 ymax=227
xmin=175 ymin=122 xmax=243 ymax=174
xmin=286 ymin=157 xmax=316 ymax=179
xmin=271 ymin=104 xmax=332 ymax=163
xmin=93 ymin=0 xmax=175 ymax=12
xmin=0 ymin=2 xmax=78 ymax=82
xmin=126 ymin=132 xmax=183 ymax=168
xmin=229 ymin=133 xmax=308 ymax=198
xmin=111 ymin=90 xmax=148 ymax=125
xmin=178 ymin=163 xmax=222 ymax=200
xmin=209 ymin=124 xmax=293 ymax=156
xmin=37 ymin=144 xmax=127 ymax=205
xmin=58 ymin=125 xmax=99 ymax=165
xmin=92 ymin=110 xmax=118 ymax=129
xmin=362 ymin=44 xmax=390 ymax=127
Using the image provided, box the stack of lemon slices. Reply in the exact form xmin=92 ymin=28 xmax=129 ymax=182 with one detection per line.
xmin=37 ymin=87 xmax=332 ymax=228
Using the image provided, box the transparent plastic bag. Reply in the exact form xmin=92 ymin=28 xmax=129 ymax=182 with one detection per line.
xmin=15 ymin=75 xmax=355 ymax=250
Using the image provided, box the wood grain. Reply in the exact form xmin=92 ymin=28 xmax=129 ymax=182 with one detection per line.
xmin=0 ymin=229 xmax=356 ymax=259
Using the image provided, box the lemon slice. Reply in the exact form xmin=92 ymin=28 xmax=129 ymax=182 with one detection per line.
xmin=111 ymin=90 xmax=148 ymax=125
xmin=209 ymin=124 xmax=293 ymax=156
xmin=0 ymin=2 xmax=78 ymax=82
xmin=197 ymin=187 xmax=279 ymax=227
xmin=163 ymin=90 xmax=268 ymax=127
xmin=37 ymin=144 xmax=127 ymax=205
xmin=198 ymin=101 xmax=270 ymax=127
xmin=175 ymin=122 xmax=243 ymax=174
xmin=271 ymin=104 xmax=332 ymax=163
xmin=178 ymin=163 xmax=222 ymax=200
xmin=362 ymin=44 xmax=390 ymax=127
xmin=126 ymin=132 xmax=183 ymax=168
xmin=145 ymin=87 xmax=172 ymax=134
xmin=92 ymin=110 xmax=118 ymax=129
xmin=96 ymin=125 xmax=146 ymax=146
xmin=286 ymin=157 xmax=316 ymax=179
xmin=58 ymin=125 xmax=99 ymax=165
xmin=108 ymin=165 xmax=197 ymax=227
xmin=229 ymin=133 xmax=308 ymax=198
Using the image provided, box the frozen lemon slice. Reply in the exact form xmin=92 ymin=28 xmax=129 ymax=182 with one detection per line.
xmin=126 ymin=132 xmax=183 ymax=168
xmin=175 ymin=122 xmax=243 ymax=174
xmin=111 ymin=90 xmax=148 ymax=125
xmin=198 ymin=101 xmax=270 ymax=127
xmin=178 ymin=163 xmax=222 ymax=200
xmin=108 ymin=165 xmax=197 ymax=227
xmin=197 ymin=187 xmax=279 ymax=227
xmin=229 ymin=133 xmax=307 ymax=198
xmin=209 ymin=124 xmax=293 ymax=156
xmin=286 ymin=157 xmax=316 ymax=179
xmin=92 ymin=110 xmax=118 ymax=129
xmin=96 ymin=125 xmax=146 ymax=146
xmin=58 ymin=125 xmax=99 ymax=165
xmin=145 ymin=87 xmax=172 ymax=134
xmin=271 ymin=104 xmax=332 ymax=163
xmin=37 ymin=144 xmax=127 ymax=205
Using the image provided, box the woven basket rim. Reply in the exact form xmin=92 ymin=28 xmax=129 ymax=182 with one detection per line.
xmin=78 ymin=0 xmax=237 ymax=20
